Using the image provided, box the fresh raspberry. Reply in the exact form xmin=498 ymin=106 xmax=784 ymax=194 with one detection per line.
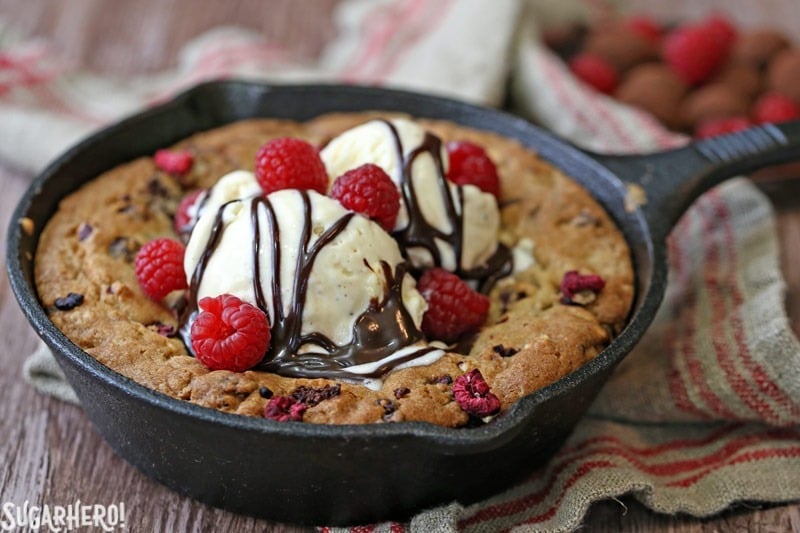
xmin=154 ymin=149 xmax=194 ymax=176
xmin=190 ymin=294 xmax=271 ymax=372
xmin=330 ymin=163 xmax=401 ymax=231
xmin=264 ymin=396 xmax=306 ymax=422
xmin=703 ymin=14 xmax=737 ymax=50
xmin=560 ymin=270 xmax=606 ymax=305
xmin=568 ymin=52 xmax=619 ymax=95
xmin=752 ymin=92 xmax=800 ymax=124
xmin=452 ymin=369 xmax=501 ymax=418
xmin=417 ymin=268 xmax=490 ymax=343
xmin=695 ymin=116 xmax=752 ymax=139
xmin=173 ymin=189 xmax=206 ymax=235
xmin=624 ymin=16 xmax=662 ymax=45
xmin=446 ymin=141 xmax=501 ymax=198
xmin=255 ymin=137 xmax=328 ymax=195
xmin=662 ymin=24 xmax=727 ymax=85
xmin=134 ymin=238 xmax=188 ymax=300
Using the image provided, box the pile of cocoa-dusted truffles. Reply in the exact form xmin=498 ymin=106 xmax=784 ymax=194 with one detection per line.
xmin=546 ymin=13 xmax=800 ymax=138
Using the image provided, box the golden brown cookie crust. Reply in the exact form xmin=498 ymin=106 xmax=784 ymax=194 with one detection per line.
xmin=35 ymin=113 xmax=634 ymax=427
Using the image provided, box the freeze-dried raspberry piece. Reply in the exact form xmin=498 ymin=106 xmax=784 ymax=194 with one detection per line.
xmin=264 ymin=396 xmax=306 ymax=422
xmin=452 ymin=369 xmax=501 ymax=417
xmin=190 ymin=294 xmax=271 ymax=372
xmin=560 ymin=270 xmax=606 ymax=305
xmin=330 ymin=163 xmax=400 ymax=231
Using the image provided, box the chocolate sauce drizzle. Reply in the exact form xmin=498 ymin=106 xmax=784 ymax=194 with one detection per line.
xmin=179 ymin=122 xmax=514 ymax=381
xmin=180 ymin=190 xmax=432 ymax=381
xmin=380 ymin=120 xmax=512 ymax=291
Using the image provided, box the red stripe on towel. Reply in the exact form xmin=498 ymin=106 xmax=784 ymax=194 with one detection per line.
xmin=372 ymin=0 xmax=454 ymax=83
xmin=667 ymin=213 xmax=715 ymax=418
xmin=539 ymin=53 xmax=606 ymax=142
xmin=340 ymin=0 xmax=425 ymax=81
xmin=709 ymin=192 xmax=800 ymax=423
xmin=520 ymin=461 xmax=618 ymax=526
xmin=701 ymin=192 xmax=762 ymax=420
xmin=557 ymin=423 xmax=744 ymax=457
xmin=458 ymin=461 xmax=616 ymax=528
xmin=461 ymin=427 xmax=800 ymax=527
xmin=667 ymin=446 xmax=800 ymax=488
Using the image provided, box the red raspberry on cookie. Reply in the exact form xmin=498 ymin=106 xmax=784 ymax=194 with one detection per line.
xmin=134 ymin=238 xmax=188 ymax=300
xmin=154 ymin=149 xmax=194 ymax=176
xmin=453 ymin=369 xmax=501 ymax=417
xmin=264 ymin=396 xmax=306 ymax=422
xmin=560 ymin=270 xmax=606 ymax=305
xmin=446 ymin=140 xmax=501 ymax=199
xmin=190 ymin=294 xmax=271 ymax=372
xmin=330 ymin=163 xmax=401 ymax=232
xmin=255 ymin=137 xmax=328 ymax=195
xmin=417 ymin=268 xmax=490 ymax=343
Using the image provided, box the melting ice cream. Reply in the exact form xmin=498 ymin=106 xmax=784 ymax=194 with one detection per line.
xmin=181 ymin=119 xmax=512 ymax=383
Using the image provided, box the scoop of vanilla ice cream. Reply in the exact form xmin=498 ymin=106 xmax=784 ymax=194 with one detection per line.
xmin=183 ymin=169 xmax=262 ymax=270
xmin=184 ymin=171 xmax=427 ymax=351
xmin=320 ymin=118 xmax=500 ymax=273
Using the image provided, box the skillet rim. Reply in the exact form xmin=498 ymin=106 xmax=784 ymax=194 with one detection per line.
xmin=6 ymin=80 xmax=666 ymax=448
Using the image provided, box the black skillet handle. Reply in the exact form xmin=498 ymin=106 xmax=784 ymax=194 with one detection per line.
xmin=592 ymin=120 xmax=800 ymax=243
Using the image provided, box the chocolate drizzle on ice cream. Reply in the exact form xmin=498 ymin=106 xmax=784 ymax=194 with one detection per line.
xmin=180 ymin=118 xmax=514 ymax=383
xmin=180 ymin=176 xmax=437 ymax=383
xmin=321 ymin=118 xmax=512 ymax=291
xmin=248 ymin=192 xmax=430 ymax=378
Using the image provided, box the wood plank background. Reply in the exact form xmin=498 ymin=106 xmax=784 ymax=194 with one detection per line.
xmin=1 ymin=1 xmax=799 ymax=531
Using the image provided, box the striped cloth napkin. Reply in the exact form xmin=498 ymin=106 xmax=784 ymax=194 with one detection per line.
xmin=5 ymin=1 xmax=800 ymax=531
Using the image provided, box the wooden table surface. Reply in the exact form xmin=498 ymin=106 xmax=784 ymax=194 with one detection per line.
xmin=1 ymin=1 xmax=799 ymax=531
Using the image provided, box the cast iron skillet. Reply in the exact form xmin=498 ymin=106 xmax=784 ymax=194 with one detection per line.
xmin=7 ymin=81 xmax=800 ymax=526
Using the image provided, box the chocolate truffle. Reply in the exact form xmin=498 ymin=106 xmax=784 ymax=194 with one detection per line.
xmin=767 ymin=49 xmax=800 ymax=103
xmin=713 ymin=61 xmax=763 ymax=99
xmin=542 ymin=24 xmax=587 ymax=59
xmin=679 ymin=82 xmax=752 ymax=128
xmin=583 ymin=25 xmax=658 ymax=73
xmin=615 ymin=63 xmax=688 ymax=129
xmin=731 ymin=29 xmax=791 ymax=70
